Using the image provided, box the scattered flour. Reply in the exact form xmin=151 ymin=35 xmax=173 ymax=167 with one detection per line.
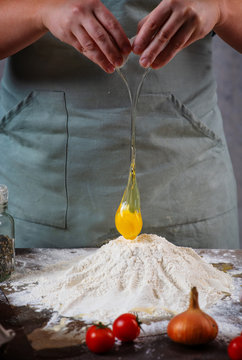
xmin=7 ymin=234 xmax=233 ymax=323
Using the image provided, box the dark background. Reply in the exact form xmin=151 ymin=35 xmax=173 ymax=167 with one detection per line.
xmin=0 ymin=36 xmax=241 ymax=248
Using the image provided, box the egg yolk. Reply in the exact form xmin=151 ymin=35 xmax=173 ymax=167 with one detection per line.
xmin=115 ymin=203 xmax=143 ymax=240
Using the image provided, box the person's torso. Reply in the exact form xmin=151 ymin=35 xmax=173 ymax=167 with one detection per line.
xmin=0 ymin=0 xmax=238 ymax=248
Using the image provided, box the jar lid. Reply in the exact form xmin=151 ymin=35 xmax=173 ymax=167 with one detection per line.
xmin=0 ymin=184 xmax=8 ymax=204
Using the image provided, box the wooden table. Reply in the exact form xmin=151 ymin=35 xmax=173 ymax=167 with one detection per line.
xmin=0 ymin=248 xmax=241 ymax=360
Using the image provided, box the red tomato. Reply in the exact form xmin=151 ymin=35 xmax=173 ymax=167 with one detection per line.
xmin=113 ymin=313 xmax=141 ymax=342
xmin=86 ymin=323 xmax=115 ymax=353
xmin=228 ymin=335 xmax=242 ymax=360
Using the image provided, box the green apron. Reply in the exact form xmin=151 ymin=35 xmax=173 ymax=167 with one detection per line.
xmin=0 ymin=0 xmax=239 ymax=248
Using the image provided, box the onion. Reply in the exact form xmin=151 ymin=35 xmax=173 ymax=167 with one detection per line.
xmin=167 ymin=287 xmax=218 ymax=345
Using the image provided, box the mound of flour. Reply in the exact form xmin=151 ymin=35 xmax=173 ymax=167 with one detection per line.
xmin=8 ymin=234 xmax=233 ymax=323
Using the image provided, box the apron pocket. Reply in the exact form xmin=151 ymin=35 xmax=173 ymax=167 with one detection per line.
xmin=0 ymin=90 xmax=68 ymax=229
xmin=135 ymin=92 xmax=237 ymax=228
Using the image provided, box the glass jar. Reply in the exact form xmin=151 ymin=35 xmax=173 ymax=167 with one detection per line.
xmin=0 ymin=184 xmax=15 ymax=282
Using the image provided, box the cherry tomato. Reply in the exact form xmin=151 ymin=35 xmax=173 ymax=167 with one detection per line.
xmin=86 ymin=323 xmax=115 ymax=353
xmin=228 ymin=335 xmax=242 ymax=360
xmin=113 ymin=313 xmax=141 ymax=342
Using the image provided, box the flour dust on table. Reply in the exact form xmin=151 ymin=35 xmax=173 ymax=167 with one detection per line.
xmin=5 ymin=234 xmax=233 ymax=324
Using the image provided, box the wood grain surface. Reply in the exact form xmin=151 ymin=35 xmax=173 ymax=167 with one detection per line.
xmin=0 ymin=248 xmax=241 ymax=360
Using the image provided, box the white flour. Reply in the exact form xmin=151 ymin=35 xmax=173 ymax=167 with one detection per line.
xmin=7 ymin=234 xmax=233 ymax=323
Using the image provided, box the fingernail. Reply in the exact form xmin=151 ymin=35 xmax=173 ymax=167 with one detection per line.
xmin=115 ymin=57 xmax=124 ymax=67
xmin=107 ymin=65 xmax=115 ymax=73
xmin=133 ymin=45 xmax=142 ymax=54
xmin=140 ymin=57 xmax=149 ymax=68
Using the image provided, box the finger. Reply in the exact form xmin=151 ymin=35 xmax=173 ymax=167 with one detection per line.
xmin=137 ymin=15 xmax=149 ymax=34
xmin=94 ymin=2 xmax=131 ymax=55
xmin=150 ymin=23 xmax=195 ymax=69
xmin=133 ymin=3 xmax=171 ymax=55
xmin=73 ymin=26 xmax=115 ymax=73
xmin=81 ymin=15 xmax=124 ymax=68
xmin=182 ymin=27 xmax=203 ymax=48
xmin=139 ymin=11 xmax=188 ymax=68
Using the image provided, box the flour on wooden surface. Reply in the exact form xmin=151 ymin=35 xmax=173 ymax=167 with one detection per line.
xmin=6 ymin=234 xmax=233 ymax=323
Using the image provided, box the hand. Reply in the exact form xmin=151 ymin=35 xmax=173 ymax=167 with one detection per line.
xmin=40 ymin=0 xmax=131 ymax=73
xmin=132 ymin=0 xmax=222 ymax=69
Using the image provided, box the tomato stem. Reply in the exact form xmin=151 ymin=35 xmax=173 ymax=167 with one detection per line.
xmin=94 ymin=322 xmax=110 ymax=329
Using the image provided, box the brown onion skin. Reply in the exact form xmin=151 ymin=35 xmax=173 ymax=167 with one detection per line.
xmin=167 ymin=287 xmax=218 ymax=345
